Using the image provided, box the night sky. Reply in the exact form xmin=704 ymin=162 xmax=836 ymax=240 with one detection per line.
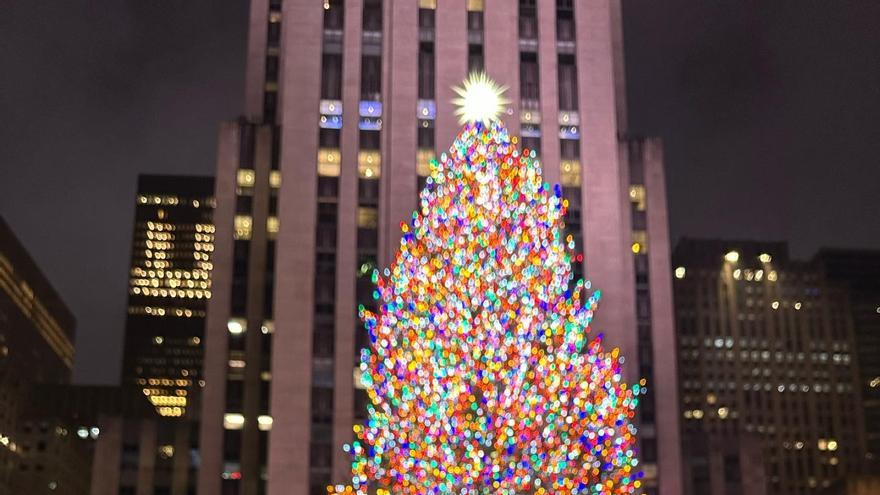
xmin=1 ymin=1 xmax=878 ymax=384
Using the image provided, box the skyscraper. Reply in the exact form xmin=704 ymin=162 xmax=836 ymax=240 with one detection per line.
xmin=198 ymin=2 xmax=681 ymax=494
xmin=672 ymin=239 xmax=867 ymax=494
xmin=814 ymin=249 xmax=880 ymax=469
xmin=0 ymin=216 xmax=77 ymax=494
xmin=122 ymin=175 xmax=216 ymax=419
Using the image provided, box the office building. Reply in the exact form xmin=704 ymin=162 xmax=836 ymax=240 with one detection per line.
xmin=198 ymin=1 xmax=681 ymax=494
xmin=0 ymin=216 xmax=77 ymax=494
xmin=815 ymin=249 xmax=880 ymax=468
xmin=122 ymin=175 xmax=215 ymax=418
xmin=673 ymin=239 xmax=867 ymax=494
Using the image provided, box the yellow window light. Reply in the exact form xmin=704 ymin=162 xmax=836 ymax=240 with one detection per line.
xmin=237 ymin=169 xmax=256 ymax=188
xmin=234 ymin=215 xmax=252 ymax=240
xmin=269 ymin=171 xmax=282 ymax=188
xmin=358 ymin=151 xmax=381 ymax=179
xmin=628 ymin=185 xmax=646 ymax=211
xmin=416 ymin=149 xmax=435 ymax=177
xmin=223 ymin=413 xmax=245 ymax=430
xmin=317 ymin=149 xmax=341 ymax=177
xmin=560 ymin=160 xmax=581 ymax=187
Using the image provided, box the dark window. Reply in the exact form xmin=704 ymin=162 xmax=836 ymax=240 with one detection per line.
xmin=361 ymin=55 xmax=382 ymax=101
xmin=265 ymin=56 xmax=279 ymax=82
xmin=267 ymin=22 xmax=281 ymax=47
xmin=556 ymin=0 xmax=575 ymax=41
xmin=724 ymin=455 xmax=742 ymax=483
xmin=319 ymin=128 xmax=340 ymax=148
xmin=558 ymin=55 xmax=578 ymax=110
xmin=320 ymin=54 xmax=343 ymax=100
xmin=359 ymin=130 xmax=381 ymax=150
xmin=519 ymin=0 xmax=537 ymax=39
xmin=520 ymin=53 xmax=539 ymax=100
xmin=467 ymin=11 xmax=484 ymax=31
xmin=468 ymin=44 xmax=484 ymax=73
xmin=418 ymin=126 xmax=435 ymax=149
xmin=418 ymin=43 xmax=435 ymax=99
xmin=560 ymin=139 xmax=579 ymax=159
xmin=362 ymin=0 xmax=382 ymax=31
xmin=322 ymin=0 xmax=344 ymax=30
xmin=418 ymin=8 xmax=435 ymax=29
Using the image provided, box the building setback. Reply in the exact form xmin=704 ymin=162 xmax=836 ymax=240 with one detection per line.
xmin=198 ymin=1 xmax=682 ymax=494
xmin=121 ymin=174 xmax=216 ymax=420
xmin=0 ymin=216 xmax=78 ymax=494
xmin=673 ymin=239 xmax=867 ymax=494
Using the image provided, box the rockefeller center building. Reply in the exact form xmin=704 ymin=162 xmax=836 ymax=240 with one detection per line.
xmin=198 ymin=1 xmax=682 ymax=494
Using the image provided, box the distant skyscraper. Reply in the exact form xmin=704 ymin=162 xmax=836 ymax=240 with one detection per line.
xmin=0 ymin=216 xmax=77 ymax=494
xmin=198 ymin=2 xmax=681 ymax=494
xmin=121 ymin=175 xmax=215 ymax=419
xmin=815 ymin=249 xmax=880 ymax=469
xmin=673 ymin=239 xmax=867 ymax=494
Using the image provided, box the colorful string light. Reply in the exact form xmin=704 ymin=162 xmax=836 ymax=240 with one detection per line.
xmin=331 ymin=114 xmax=643 ymax=494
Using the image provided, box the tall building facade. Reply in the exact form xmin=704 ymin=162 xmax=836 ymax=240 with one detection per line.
xmin=673 ymin=239 xmax=867 ymax=494
xmin=0 ymin=216 xmax=77 ymax=494
xmin=198 ymin=1 xmax=681 ymax=494
xmin=815 ymin=249 xmax=880 ymax=469
xmin=122 ymin=175 xmax=216 ymax=418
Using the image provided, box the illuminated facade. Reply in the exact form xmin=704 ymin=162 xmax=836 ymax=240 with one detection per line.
xmin=673 ymin=239 xmax=867 ymax=494
xmin=121 ymin=175 xmax=215 ymax=419
xmin=0 ymin=216 xmax=77 ymax=494
xmin=198 ymin=2 xmax=681 ymax=494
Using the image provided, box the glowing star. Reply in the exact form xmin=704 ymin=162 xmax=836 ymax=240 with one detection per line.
xmin=452 ymin=72 xmax=510 ymax=124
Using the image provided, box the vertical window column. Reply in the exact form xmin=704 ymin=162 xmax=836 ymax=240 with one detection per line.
xmin=309 ymin=2 xmax=344 ymax=493
xmin=416 ymin=4 xmax=436 ymax=192
xmin=354 ymin=0 xmax=383 ymax=424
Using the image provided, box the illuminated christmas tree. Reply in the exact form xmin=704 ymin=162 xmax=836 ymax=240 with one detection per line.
xmin=331 ymin=74 xmax=644 ymax=495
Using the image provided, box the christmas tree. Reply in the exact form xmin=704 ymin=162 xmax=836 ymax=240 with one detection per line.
xmin=331 ymin=74 xmax=644 ymax=495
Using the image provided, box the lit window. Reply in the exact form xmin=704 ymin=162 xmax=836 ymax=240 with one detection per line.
xmin=358 ymin=151 xmax=381 ymax=178
xmin=269 ymin=171 xmax=282 ymax=189
xmin=234 ymin=215 xmax=252 ymax=240
xmin=674 ymin=266 xmax=686 ymax=279
xmin=358 ymin=207 xmax=379 ymax=228
xmin=560 ymin=160 xmax=580 ymax=187
xmin=261 ymin=320 xmax=275 ymax=334
xmin=724 ymin=250 xmax=740 ymax=263
xmin=237 ymin=169 xmax=256 ymax=188
xmin=223 ymin=413 xmax=244 ymax=430
xmin=767 ymin=270 xmax=778 ymax=282
xmin=628 ymin=185 xmax=646 ymax=211
xmin=317 ymin=149 xmax=341 ymax=177
xmin=631 ymin=231 xmax=648 ymax=254
xmin=227 ymin=318 xmax=246 ymax=335
xmin=717 ymin=407 xmax=729 ymax=419
xmin=418 ymin=0 xmax=436 ymax=8
xmin=520 ymin=109 xmax=541 ymax=124
xmin=158 ymin=445 xmax=174 ymax=459
xmin=154 ymin=336 xmax=164 ymax=345
xmin=258 ymin=415 xmax=273 ymax=431
xmin=228 ymin=359 xmax=246 ymax=369
xmin=416 ymin=149 xmax=435 ymax=177
xmin=466 ymin=0 xmax=483 ymax=11
xmin=771 ymin=301 xmax=780 ymax=310
xmin=267 ymin=216 xmax=279 ymax=239
xmin=759 ymin=253 xmax=772 ymax=263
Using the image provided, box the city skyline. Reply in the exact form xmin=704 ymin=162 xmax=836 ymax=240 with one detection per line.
xmin=1 ymin=1 xmax=878 ymax=385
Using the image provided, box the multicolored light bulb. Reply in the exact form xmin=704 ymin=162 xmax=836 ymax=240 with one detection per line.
xmin=330 ymin=104 xmax=644 ymax=494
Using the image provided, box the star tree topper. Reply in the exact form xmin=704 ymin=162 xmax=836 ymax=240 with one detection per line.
xmin=452 ymin=72 xmax=510 ymax=125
